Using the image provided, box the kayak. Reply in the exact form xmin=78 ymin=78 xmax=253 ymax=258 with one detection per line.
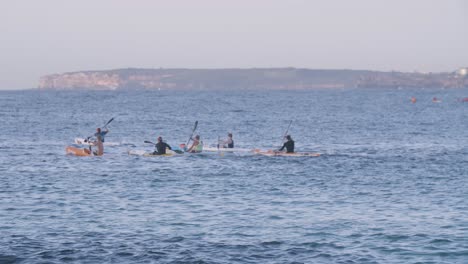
xmin=74 ymin=138 xmax=120 ymax=146
xmin=128 ymin=149 xmax=177 ymax=157
xmin=254 ymin=149 xmax=320 ymax=157
xmin=179 ymin=143 xmax=203 ymax=153
xmin=66 ymin=146 xmax=93 ymax=156
xmin=203 ymin=146 xmax=252 ymax=152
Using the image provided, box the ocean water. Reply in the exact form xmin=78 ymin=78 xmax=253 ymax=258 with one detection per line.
xmin=0 ymin=88 xmax=467 ymax=264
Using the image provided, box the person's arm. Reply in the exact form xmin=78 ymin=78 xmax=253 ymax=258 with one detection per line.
xmin=187 ymin=141 xmax=194 ymax=152
xmin=188 ymin=140 xmax=198 ymax=152
xmin=279 ymin=142 xmax=286 ymax=151
xmin=166 ymin=143 xmax=172 ymax=150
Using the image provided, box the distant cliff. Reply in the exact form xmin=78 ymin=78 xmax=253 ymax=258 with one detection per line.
xmin=38 ymin=68 xmax=468 ymax=90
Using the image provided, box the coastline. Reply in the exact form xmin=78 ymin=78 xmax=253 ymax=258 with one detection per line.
xmin=38 ymin=67 xmax=468 ymax=91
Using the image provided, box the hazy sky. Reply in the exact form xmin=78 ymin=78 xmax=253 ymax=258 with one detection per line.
xmin=1 ymin=0 xmax=467 ymax=89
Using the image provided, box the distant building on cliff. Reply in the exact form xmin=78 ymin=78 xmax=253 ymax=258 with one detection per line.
xmin=456 ymin=67 xmax=467 ymax=76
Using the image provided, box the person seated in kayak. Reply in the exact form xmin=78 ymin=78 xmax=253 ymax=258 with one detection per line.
xmin=94 ymin=127 xmax=109 ymax=143
xmin=152 ymin=136 xmax=172 ymax=155
xmin=187 ymin=135 xmax=203 ymax=153
xmin=219 ymin=133 xmax=234 ymax=148
xmin=92 ymin=132 xmax=104 ymax=156
xmin=278 ymin=135 xmax=294 ymax=153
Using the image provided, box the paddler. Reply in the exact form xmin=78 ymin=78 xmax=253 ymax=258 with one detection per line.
xmin=187 ymin=135 xmax=203 ymax=153
xmin=278 ymin=135 xmax=294 ymax=153
xmin=152 ymin=136 xmax=172 ymax=155
xmin=92 ymin=131 xmax=104 ymax=156
xmin=219 ymin=133 xmax=234 ymax=148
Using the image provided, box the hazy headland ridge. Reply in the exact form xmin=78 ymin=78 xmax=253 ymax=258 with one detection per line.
xmin=38 ymin=67 xmax=468 ymax=91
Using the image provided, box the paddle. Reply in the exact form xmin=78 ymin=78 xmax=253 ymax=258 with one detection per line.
xmin=144 ymin=140 xmax=183 ymax=154
xmin=102 ymin=117 xmax=114 ymax=128
xmin=278 ymin=120 xmax=292 ymax=151
xmin=282 ymin=120 xmax=293 ymax=142
xmin=186 ymin=121 xmax=199 ymax=146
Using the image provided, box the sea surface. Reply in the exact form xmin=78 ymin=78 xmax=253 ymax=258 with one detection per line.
xmin=0 ymin=88 xmax=467 ymax=264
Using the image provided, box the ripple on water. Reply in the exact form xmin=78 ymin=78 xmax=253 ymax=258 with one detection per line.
xmin=0 ymin=255 xmax=22 ymax=264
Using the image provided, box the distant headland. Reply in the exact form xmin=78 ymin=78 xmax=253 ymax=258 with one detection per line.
xmin=38 ymin=67 xmax=468 ymax=90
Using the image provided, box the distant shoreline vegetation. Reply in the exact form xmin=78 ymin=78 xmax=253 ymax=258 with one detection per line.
xmin=38 ymin=67 xmax=468 ymax=91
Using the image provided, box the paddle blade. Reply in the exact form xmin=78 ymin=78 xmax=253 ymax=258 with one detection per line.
xmin=186 ymin=120 xmax=199 ymax=145
xmin=103 ymin=117 xmax=114 ymax=128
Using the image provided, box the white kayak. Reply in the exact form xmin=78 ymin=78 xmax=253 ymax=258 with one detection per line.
xmin=203 ymin=146 xmax=253 ymax=152
xmin=254 ymin=149 xmax=320 ymax=157
xmin=74 ymin=138 xmax=120 ymax=146
xmin=127 ymin=149 xmax=179 ymax=157
xmin=128 ymin=148 xmax=184 ymax=157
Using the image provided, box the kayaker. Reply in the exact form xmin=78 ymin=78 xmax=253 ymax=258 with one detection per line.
xmin=279 ymin=135 xmax=294 ymax=153
xmin=153 ymin=136 xmax=172 ymax=155
xmin=187 ymin=135 xmax=203 ymax=153
xmin=220 ymin=133 xmax=234 ymax=148
xmin=94 ymin=127 xmax=109 ymax=142
xmin=92 ymin=132 xmax=104 ymax=156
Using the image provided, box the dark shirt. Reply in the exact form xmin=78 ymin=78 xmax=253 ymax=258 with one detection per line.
xmin=154 ymin=142 xmax=172 ymax=155
xmin=227 ymin=139 xmax=234 ymax=148
xmin=279 ymin=140 xmax=295 ymax=153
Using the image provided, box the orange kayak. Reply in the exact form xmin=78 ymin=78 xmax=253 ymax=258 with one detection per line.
xmin=66 ymin=146 xmax=92 ymax=156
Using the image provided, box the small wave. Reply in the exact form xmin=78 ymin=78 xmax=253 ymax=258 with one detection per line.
xmin=260 ymin=240 xmax=283 ymax=246
xmin=268 ymin=215 xmax=283 ymax=220
xmin=429 ymin=238 xmax=452 ymax=244
xmin=58 ymin=249 xmax=77 ymax=256
xmin=164 ymin=236 xmax=185 ymax=243
xmin=299 ymin=242 xmax=321 ymax=248
xmin=116 ymin=252 xmax=134 ymax=257
xmin=0 ymin=255 xmax=22 ymax=264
